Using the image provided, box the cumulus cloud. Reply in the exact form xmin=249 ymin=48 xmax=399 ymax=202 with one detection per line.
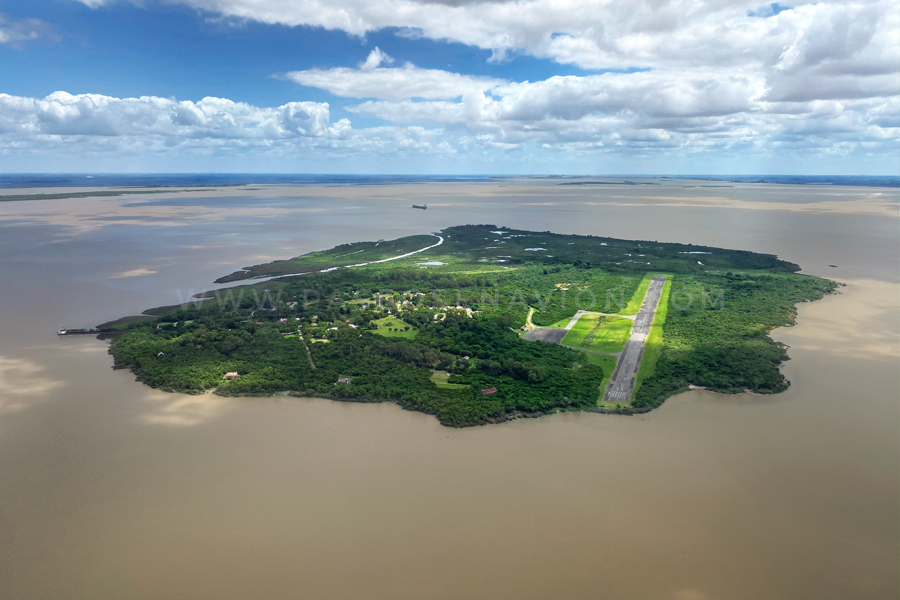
xmin=75 ymin=0 xmax=898 ymax=74
xmin=0 ymin=91 xmax=464 ymax=166
xmin=0 ymin=13 xmax=54 ymax=48
xmin=0 ymin=92 xmax=339 ymax=138
xmin=1 ymin=76 xmax=896 ymax=168
xmin=76 ymin=0 xmax=898 ymax=140
xmin=360 ymin=46 xmax=394 ymax=70
xmin=279 ymin=59 xmax=502 ymax=100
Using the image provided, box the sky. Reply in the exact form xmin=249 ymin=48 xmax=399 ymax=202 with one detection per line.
xmin=0 ymin=0 xmax=897 ymax=174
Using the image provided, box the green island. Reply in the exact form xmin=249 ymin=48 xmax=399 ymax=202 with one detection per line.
xmin=104 ymin=225 xmax=837 ymax=427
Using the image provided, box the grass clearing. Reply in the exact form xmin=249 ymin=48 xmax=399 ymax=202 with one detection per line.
xmin=547 ymin=316 xmax=573 ymax=328
xmin=430 ymin=370 xmax=470 ymax=389
xmin=633 ymin=275 xmax=672 ymax=396
xmin=618 ymin=275 xmax=652 ymax=315
xmin=582 ymin=352 xmax=618 ymax=401
xmin=562 ymin=314 xmax=632 ymax=353
xmin=371 ymin=316 xmax=418 ymax=339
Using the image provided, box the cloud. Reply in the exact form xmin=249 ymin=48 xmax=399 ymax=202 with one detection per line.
xmin=338 ymin=61 xmax=896 ymax=155
xmin=0 ymin=13 xmax=54 ymax=48
xmin=360 ymin=46 xmax=394 ymax=70
xmin=0 ymin=91 xmax=461 ymax=166
xmin=279 ymin=62 xmax=502 ymax=100
xmin=0 ymin=79 xmax=896 ymax=170
xmin=0 ymin=91 xmax=338 ymax=138
xmin=77 ymin=0 xmax=898 ymax=144
xmin=75 ymin=0 xmax=899 ymax=76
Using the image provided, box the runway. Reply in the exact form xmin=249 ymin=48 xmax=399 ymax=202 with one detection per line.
xmin=604 ymin=276 xmax=666 ymax=403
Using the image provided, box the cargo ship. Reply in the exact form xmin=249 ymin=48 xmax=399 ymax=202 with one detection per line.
xmin=412 ymin=204 xmax=427 ymax=210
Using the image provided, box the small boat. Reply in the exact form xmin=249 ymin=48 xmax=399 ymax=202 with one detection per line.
xmin=412 ymin=204 xmax=427 ymax=210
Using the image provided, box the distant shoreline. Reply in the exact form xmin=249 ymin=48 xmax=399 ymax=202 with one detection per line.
xmin=1 ymin=173 xmax=897 ymax=190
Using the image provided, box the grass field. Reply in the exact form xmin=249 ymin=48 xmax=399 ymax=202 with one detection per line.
xmin=632 ymin=275 xmax=672 ymax=397
xmin=582 ymin=352 xmax=618 ymax=402
xmin=371 ymin=316 xmax=418 ymax=339
xmin=547 ymin=317 xmax=573 ymax=328
xmin=562 ymin=314 xmax=632 ymax=353
xmin=430 ymin=370 xmax=470 ymax=389
xmin=619 ymin=275 xmax=651 ymax=315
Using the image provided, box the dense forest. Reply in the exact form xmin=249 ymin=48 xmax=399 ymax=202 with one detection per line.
xmin=105 ymin=225 xmax=836 ymax=426
xmin=631 ymin=271 xmax=836 ymax=412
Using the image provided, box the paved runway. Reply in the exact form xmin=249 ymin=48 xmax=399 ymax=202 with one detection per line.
xmin=523 ymin=327 xmax=568 ymax=344
xmin=604 ymin=276 xmax=666 ymax=403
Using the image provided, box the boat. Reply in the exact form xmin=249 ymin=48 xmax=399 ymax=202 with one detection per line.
xmin=57 ymin=328 xmax=101 ymax=335
xmin=412 ymin=204 xmax=427 ymax=210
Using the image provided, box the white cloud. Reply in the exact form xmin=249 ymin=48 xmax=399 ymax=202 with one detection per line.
xmin=0 ymin=91 xmax=463 ymax=167
xmin=0 ymin=92 xmax=337 ymax=138
xmin=75 ymin=0 xmax=899 ymax=77
xmin=0 ymin=13 xmax=53 ymax=48
xmin=75 ymin=0 xmax=898 ymax=141
xmin=360 ymin=46 xmax=394 ymax=70
xmin=279 ymin=62 xmax=502 ymax=100
xmin=1 ymin=78 xmax=896 ymax=171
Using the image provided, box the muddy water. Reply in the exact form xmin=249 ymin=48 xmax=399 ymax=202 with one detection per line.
xmin=0 ymin=180 xmax=897 ymax=600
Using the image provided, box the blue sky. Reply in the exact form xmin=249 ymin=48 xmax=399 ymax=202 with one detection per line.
xmin=0 ymin=0 xmax=897 ymax=174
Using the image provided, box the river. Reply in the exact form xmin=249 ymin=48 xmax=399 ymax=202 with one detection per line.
xmin=0 ymin=178 xmax=897 ymax=599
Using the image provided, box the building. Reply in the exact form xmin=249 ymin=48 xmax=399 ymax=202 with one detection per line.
xmin=224 ymin=372 xmax=240 ymax=380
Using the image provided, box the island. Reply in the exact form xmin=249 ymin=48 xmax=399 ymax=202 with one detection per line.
xmin=103 ymin=225 xmax=837 ymax=427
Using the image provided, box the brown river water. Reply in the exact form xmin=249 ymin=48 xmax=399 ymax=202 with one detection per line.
xmin=0 ymin=179 xmax=897 ymax=599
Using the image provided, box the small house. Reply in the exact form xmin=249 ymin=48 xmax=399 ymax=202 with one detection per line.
xmin=337 ymin=377 xmax=350 ymax=385
xmin=224 ymin=372 xmax=240 ymax=380
xmin=481 ymin=387 xmax=497 ymax=395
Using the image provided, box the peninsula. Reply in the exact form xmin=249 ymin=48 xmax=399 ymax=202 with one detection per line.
xmin=105 ymin=225 xmax=836 ymax=426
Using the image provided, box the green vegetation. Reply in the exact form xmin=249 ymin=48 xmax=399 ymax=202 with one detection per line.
xmin=105 ymin=225 xmax=835 ymax=426
xmin=633 ymin=277 xmax=672 ymax=397
xmin=215 ymin=235 xmax=440 ymax=283
xmin=583 ymin=352 xmax=617 ymax=396
xmin=631 ymin=271 xmax=835 ymax=412
xmin=620 ymin=275 xmax=652 ymax=315
xmin=430 ymin=370 xmax=470 ymax=389
xmin=0 ymin=190 xmax=183 ymax=202
xmin=562 ymin=314 xmax=633 ymax=353
xmin=371 ymin=316 xmax=418 ymax=339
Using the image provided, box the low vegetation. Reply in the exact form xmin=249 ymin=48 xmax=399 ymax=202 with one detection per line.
xmin=562 ymin=314 xmax=633 ymax=354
